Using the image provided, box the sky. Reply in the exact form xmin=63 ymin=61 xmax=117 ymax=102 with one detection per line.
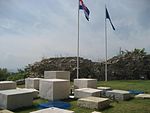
xmin=0 ymin=0 xmax=150 ymax=71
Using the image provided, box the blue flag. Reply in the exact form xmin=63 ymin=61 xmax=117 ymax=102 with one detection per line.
xmin=106 ymin=7 xmax=115 ymax=30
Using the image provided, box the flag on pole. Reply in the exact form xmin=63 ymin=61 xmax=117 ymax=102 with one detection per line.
xmin=79 ymin=0 xmax=90 ymax=21
xmin=106 ymin=7 xmax=115 ymax=30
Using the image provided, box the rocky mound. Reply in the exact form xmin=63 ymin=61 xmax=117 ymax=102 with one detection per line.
xmin=25 ymin=49 xmax=150 ymax=80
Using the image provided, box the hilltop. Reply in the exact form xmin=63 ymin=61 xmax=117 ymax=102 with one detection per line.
xmin=25 ymin=48 xmax=150 ymax=81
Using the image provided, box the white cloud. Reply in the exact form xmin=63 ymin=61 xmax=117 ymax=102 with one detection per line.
xmin=0 ymin=0 xmax=150 ymax=70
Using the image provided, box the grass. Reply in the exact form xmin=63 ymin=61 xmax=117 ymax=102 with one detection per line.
xmin=97 ymin=80 xmax=150 ymax=93
xmin=102 ymin=99 xmax=150 ymax=113
xmin=13 ymin=80 xmax=150 ymax=113
xmin=67 ymin=98 xmax=150 ymax=113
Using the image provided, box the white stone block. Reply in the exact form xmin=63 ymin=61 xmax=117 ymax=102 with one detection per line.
xmin=44 ymin=71 xmax=70 ymax=80
xmin=97 ymin=87 xmax=111 ymax=90
xmin=0 ymin=110 xmax=14 ymax=113
xmin=25 ymin=78 xmax=41 ymax=90
xmin=0 ymin=89 xmax=33 ymax=110
xmin=39 ymin=79 xmax=70 ymax=100
xmin=78 ymin=97 xmax=110 ymax=110
xmin=92 ymin=111 xmax=102 ymax=113
xmin=30 ymin=107 xmax=74 ymax=113
xmin=17 ymin=88 xmax=39 ymax=98
xmin=74 ymin=78 xmax=97 ymax=89
xmin=97 ymin=87 xmax=112 ymax=96
xmin=74 ymin=88 xmax=102 ymax=98
xmin=0 ymin=81 xmax=16 ymax=90
xmin=106 ymin=90 xmax=131 ymax=100
xmin=135 ymin=94 xmax=150 ymax=99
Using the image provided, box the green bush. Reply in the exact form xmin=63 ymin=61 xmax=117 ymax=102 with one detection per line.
xmin=0 ymin=68 xmax=10 ymax=81
xmin=7 ymin=69 xmax=27 ymax=81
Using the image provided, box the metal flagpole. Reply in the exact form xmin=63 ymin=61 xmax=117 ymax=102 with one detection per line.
xmin=77 ymin=0 xmax=80 ymax=79
xmin=105 ymin=5 xmax=108 ymax=81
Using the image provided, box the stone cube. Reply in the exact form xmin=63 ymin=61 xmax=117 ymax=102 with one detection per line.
xmin=25 ymin=78 xmax=41 ymax=90
xmin=39 ymin=79 xmax=70 ymax=100
xmin=74 ymin=88 xmax=102 ymax=98
xmin=0 ymin=89 xmax=33 ymax=110
xmin=0 ymin=81 xmax=16 ymax=90
xmin=30 ymin=107 xmax=74 ymax=113
xmin=74 ymin=78 xmax=97 ymax=89
xmin=78 ymin=97 xmax=110 ymax=110
xmin=44 ymin=71 xmax=70 ymax=80
xmin=106 ymin=90 xmax=131 ymax=100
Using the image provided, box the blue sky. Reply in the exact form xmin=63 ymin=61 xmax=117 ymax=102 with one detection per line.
xmin=0 ymin=0 xmax=150 ymax=71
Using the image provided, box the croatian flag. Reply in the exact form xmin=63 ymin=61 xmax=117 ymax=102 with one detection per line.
xmin=79 ymin=0 xmax=90 ymax=21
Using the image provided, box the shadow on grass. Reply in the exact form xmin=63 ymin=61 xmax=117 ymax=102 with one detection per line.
xmin=62 ymin=98 xmax=78 ymax=102
xmin=99 ymin=105 xmax=114 ymax=112
xmin=12 ymin=105 xmax=39 ymax=113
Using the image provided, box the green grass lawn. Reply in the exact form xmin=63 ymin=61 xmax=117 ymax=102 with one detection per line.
xmin=13 ymin=80 xmax=150 ymax=113
xmin=97 ymin=80 xmax=150 ymax=93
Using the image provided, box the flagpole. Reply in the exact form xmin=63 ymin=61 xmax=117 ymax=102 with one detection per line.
xmin=77 ymin=0 xmax=80 ymax=79
xmin=105 ymin=5 xmax=108 ymax=82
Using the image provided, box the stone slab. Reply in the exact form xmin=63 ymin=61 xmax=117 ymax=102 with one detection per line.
xmin=44 ymin=71 xmax=70 ymax=80
xmin=0 ymin=81 xmax=16 ymax=90
xmin=0 ymin=110 xmax=14 ymax=113
xmin=74 ymin=78 xmax=97 ymax=89
xmin=17 ymin=88 xmax=39 ymax=98
xmin=78 ymin=97 xmax=110 ymax=110
xmin=25 ymin=78 xmax=41 ymax=90
xmin=39 ymin=79 xmax=70 ymax=100
xmin=0 ymin=89 xmax=33 ymax=110
xmin=16 ymin=79 xmax=25 ymax=85
xmin=97 ymin=87 xmax=111 ymax=90
xmin=92 ymin=111 xmax=102 ymax=113
xmin=30 ymin=107 xmax=74 ymax=113
xmin=74 ymin=88 xmax=102 ymax=98
xmin=106 ymin=90 xmax=131 ymax=100
xmin=135 ymin=94 xmax=150 ymax=99
xmin=97 ymin=87 xmax=112 ymax=97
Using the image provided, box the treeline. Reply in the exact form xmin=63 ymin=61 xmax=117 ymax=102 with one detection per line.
xmin=0 ymin=68 xmax=27 ymax=81
xmin=0 ymin=68 xmax=11 ymax=81
xmin=102 ymin=48 xmax=150 ymax=80
xmin=0 ymin=48 xmax=150 ymax=81
xmin=24 ymin=48 xmax=150 ymax=81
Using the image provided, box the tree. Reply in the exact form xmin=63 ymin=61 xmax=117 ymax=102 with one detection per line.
xmin=0 ymin=68 xmax=10 ymax=81
xmin=7 ymin=69 xmax=28 ymax=81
